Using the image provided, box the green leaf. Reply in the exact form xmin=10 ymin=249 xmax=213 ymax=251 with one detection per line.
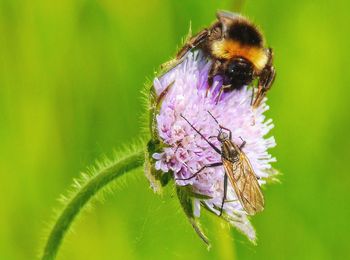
xmin=146 ymin=139 xmax=172 ymax=188
xmin=176 ymin=185 xmax=210 ymax=247
xmin=180 ymin=184 xmax=213 ymax=200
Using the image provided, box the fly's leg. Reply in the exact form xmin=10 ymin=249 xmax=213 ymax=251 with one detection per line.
xmin=238 ymin=136 xmax=246 ymax=149
xmin=175 ymin=162 xmax=223 ymax=181
xmin=219 ymin=174 xmax=228 ymax=216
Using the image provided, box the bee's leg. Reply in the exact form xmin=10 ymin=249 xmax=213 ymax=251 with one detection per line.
xmin=253 ymin=48 xmax=276 ymax=108
xmin=175 ymin=162 xmax=222 ymax=181
xmin=156 ymin=80 xmax=175 ymax=107
xmin=215 ymin=87 xmax=223 ymax=104
xmin=206 ymin=60 xmax=222 ymax=97
xmin=161 ymin=30 xmax=210 ymax=72
xmin=250 ymin=85 xmax=255 ymax=106
xmin=207 ymin=61 xmax=221 ymax=86
xmin=215 ymin=84 xmax=232 ymax=104
xmin=160 ymin=56 xmax=187 ymax=73
xmin=219 ymin=174 xmax=228 ymax=216
xmin=176 ymin=29 xmax=209 ymax=60
xmin=253 ymin=65 xmax=275 ymax=107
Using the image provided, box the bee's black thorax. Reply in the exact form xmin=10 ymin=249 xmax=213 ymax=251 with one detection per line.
xmin=228 ymin=22 xmax=263 ymax=47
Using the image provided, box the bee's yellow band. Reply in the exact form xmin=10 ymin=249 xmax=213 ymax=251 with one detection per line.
xmin=211 ymin=40 xmax=268 ymax=71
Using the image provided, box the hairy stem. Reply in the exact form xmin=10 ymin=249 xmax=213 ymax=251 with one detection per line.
xmin=41 ymin=150 xmax=144 ymax=260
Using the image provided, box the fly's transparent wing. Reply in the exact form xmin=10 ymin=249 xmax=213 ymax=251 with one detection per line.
xmin=223 ymin=153 xmax=264 ymax=215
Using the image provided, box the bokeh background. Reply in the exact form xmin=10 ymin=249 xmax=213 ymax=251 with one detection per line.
xmin=1 ymin=0 xmax=350 ymax=259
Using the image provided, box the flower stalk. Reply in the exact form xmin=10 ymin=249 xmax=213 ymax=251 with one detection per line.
xmin=41 ymin=150 xmax=144 ymax=260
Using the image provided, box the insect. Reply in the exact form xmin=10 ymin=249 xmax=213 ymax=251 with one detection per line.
xmin=175 ymin=10 xmax=275 ymax=107
xmin=179 ymin=112 xmax=264 ymax=215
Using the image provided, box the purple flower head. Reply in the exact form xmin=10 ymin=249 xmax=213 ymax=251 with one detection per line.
xmin=147 ymin=51 xmax=277 ymax=242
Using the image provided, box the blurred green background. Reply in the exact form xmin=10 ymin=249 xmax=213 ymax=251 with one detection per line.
xmin=1 ymin=0 xmax=350 ymax=259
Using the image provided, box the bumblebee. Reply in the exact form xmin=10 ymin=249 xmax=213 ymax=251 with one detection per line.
xmin=176 ymin=10 xmax=275 ymax=107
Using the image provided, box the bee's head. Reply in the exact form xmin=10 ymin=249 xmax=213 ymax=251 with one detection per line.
xmin=218 ymin=130 xmax=229 ymax=142
xmin=224 ymin=57 xmax=254 ymax=88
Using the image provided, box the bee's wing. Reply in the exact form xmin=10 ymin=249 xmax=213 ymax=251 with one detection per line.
xmin=223 ymin=153 xmax=264 ymax=215
xmin=216 ymin=11 xmax=241 ymax=32
xmin=216 ymin=10 xmax=241 ymax=21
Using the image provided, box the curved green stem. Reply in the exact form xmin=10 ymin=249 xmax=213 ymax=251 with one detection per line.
xmin=41 ymin=150 xmax=144 ymax=260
